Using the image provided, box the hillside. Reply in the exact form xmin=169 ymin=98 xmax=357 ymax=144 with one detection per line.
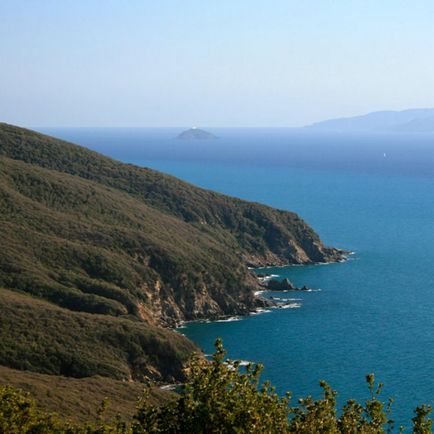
xmin=0 ymin=289 xmax=194 ymax=381
xmin=0 ymin=365 xmax=174 ymax=423
xmin=0 ymin=122 xmax=343 ymax=384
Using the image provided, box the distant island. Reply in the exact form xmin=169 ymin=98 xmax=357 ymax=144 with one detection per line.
xmin=177 ymin=127 xmax=218 ymax=139
xmin=306 ymin=108 xmax=434 ymax=132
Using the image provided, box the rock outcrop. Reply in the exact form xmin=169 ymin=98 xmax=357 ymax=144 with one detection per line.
xmin=266 ymin=278 xmax=312 ymax=292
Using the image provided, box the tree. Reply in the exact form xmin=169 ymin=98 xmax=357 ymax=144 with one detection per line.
xmin=0 ymin=339 xmax=432 ymax=433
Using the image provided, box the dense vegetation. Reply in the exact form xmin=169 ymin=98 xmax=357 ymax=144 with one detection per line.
xmin=0 ymin=365 xmax=173 ymax=423
xmin=0 ymin=122 xmax=350 ymax=425
xmin=0 ymin=341 xmax=432 ymax=433
xmin=0 ymin=289 xmax=194 ymax=381
xmin=0 ymin=122 xmax=343 ymax=328
xmin=0 ymin=122 xmax=343 ymax=381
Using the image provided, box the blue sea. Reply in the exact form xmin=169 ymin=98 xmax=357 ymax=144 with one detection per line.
xmin=40 ymin=127 xmax=434 ymax=428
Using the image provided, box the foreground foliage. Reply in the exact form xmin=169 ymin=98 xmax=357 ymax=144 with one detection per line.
xmin=0 ymin=340 xmax=432 ymax=433
xmin=0 ymin=365 xmax=173 ymax=423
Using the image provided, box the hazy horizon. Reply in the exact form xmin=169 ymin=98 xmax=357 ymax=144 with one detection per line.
xmin=28 ymin=107 xmax=434 ymax=129
xmin=2 ymin=1 xmax=434 ymax=127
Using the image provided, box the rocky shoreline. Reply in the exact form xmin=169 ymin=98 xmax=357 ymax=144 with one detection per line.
xmin=252 ymin=255 xmax=348 ymax=309
xmin=175 ymin=253 xmax=350 ymax=328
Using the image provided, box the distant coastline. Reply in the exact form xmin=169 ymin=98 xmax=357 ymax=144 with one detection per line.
xmin=306 ymin=107 xmax=434 ymax=133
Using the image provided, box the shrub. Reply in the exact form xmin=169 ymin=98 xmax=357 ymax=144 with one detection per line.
xmin=0 ymin=340 xmax=432 ymax=433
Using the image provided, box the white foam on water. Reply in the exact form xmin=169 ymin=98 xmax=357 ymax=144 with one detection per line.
xmin=215 ymin=316 xmax=242 ymax=322
xmin=272 ymin=297 xmax=303 ymax=302
xmin=225 ymin=360 xmax=253 ymax=370
xmin=256 ymin=273 xmax=280 ymax=281
xmin=272 ymin=302 xmax=302 ymax=309
xmin=280 ymin=303 xmax=302 ymax=309
xmin=250 ymin=309 xmax=272 ymax=315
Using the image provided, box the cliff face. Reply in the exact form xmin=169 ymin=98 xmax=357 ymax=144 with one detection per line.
xmin=0 ymin=123 xmax=344 ymax=328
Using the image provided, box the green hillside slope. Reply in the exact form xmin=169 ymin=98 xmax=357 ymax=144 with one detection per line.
xmin=0 ymin=365 xmax=173 ymax=423
xmin=0 ymin=123 xmax=344 ymax=382
xmin=0 ymin=289 xmax=194 ymax=381
xmin=0 ymin=123 xmax=343 ymax=324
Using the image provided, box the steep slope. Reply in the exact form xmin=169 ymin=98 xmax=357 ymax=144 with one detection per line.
xmin=0 ymin=155 xmax=256 ymax=324
xmin=0 ymin=123 xmax=344 ymax=381
xmin=0 ymin=123 xmax=342 ymax=264
xmin=0 ymin=288 xmax=195 ymax=381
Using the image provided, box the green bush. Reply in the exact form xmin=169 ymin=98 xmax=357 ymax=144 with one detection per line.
xmin=0 ymin=340 xmax=432 ymax=433
xmin=0 ymin=386 xmax=62 ymax=433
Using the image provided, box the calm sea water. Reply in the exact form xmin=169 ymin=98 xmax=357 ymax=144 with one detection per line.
xmin=40 ymin=127 xmax=434 ymax=428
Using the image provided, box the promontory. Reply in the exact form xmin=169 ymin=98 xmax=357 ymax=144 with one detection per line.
xmin=0 ymin=122 xmax=345 ymax=411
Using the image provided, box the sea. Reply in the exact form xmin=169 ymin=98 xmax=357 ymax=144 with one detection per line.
xmin=39 ymin=127 xmax=434 ymax=429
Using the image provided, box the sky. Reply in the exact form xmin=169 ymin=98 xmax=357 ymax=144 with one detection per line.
xmin=2 ymin=0 xmax=434 ymax=127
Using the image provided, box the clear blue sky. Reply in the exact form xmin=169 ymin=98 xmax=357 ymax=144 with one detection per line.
xmin=2 ymin=0 xmax=434 ymax=127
